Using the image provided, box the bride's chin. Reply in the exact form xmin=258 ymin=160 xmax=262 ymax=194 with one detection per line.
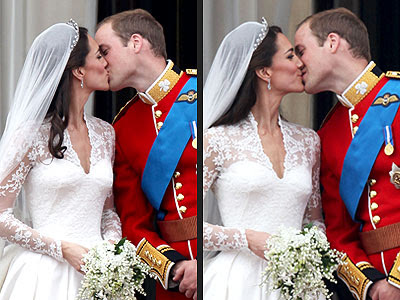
xmin=100 ymin=82 xmax=110 ymax=91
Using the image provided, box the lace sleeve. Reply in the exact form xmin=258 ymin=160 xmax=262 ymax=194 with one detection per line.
xmin=302 ymin=132 xmax=325 ymax=231
xmin=0 ymin=149 xmax=63 ymax=261
xmin=203 ymin=222 xmax=248 ymax=251
xmin=101 ymin=125 xmax=122 ymax=242
xmin=203 ymin=129 xmax=248 ymax=251
xmin=101 ymin=207 xmax=122 ymax=242
xmin=203 ymin=130 xmax=220 ymax=196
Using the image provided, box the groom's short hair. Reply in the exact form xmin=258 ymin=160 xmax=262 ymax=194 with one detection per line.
xmin=298 ymin=7 xmax=371 ymax=61
xmin=97 ymin=9 xmax=167 ymax=59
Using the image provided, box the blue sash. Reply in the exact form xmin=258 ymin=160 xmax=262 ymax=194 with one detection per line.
xmin=339 ymin=79 xmax=400 ymax=221
xmin=141 ymin=77 xmax=197 ymax=220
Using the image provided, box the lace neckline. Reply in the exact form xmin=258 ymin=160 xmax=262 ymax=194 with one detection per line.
xmin=248 ymin=112 xmax=288 ymax=179
xmin=64 ymin=113 xmax=94 ymax=174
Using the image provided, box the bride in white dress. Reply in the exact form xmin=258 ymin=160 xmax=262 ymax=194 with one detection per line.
xmin=203 ymin=19 xmax=326 ymax=299
xmin=0 ymin=21 xmax=121 ymax=299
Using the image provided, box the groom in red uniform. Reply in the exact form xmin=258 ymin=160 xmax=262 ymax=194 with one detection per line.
xmin=295 ymin=8 xmax=400 ymax=300
xmin=96 ymin=9 xmax=197 ymax=300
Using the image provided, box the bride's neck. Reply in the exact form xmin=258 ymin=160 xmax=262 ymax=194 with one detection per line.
xmin=68 ymin=86 xmax=90 ymax=130
xmin=251 ymin=91 xmax=282 ymax=136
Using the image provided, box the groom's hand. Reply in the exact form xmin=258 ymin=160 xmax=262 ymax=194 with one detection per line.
xmin=368 ymin=279 xmax=400 ymax=300
xmin=172 ymin=259 xmax=197 ymax=299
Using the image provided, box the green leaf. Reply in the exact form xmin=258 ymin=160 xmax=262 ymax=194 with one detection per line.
xmin=114 ymin=237 xmax=127 ymax=255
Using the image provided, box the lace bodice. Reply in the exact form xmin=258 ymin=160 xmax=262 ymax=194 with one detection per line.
xmin=203 ymin=113 xmax=324 ymax=252
xmin=0 ymin=115 xmax=121 ymax=261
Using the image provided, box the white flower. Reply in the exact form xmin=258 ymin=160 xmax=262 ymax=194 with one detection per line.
xmin=158 ymin=79 xmax=171 ymax=92
xmin=355 ymin=81 xmax=368 ymax=95
xmin=77 ymin=238 xmax=156 ymax=300
xmin=262 ymin=225 xmax=342 ymax=300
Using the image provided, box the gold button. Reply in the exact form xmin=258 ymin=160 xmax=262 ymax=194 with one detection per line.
xmin=157 ymin=122 xmax=163 ymax=130
xmin=369 ymin=190 xmax=377 ymax=198
xmin=353 ymin=126 xmax=359 ymax=135
xmin=179 ymin=206 xmax=187 ymax=213
xmin=177 ymin=194 xmax=184 ymax=201
xmin=175 ymin=182 xmax=182 ymax=190
xmin=372 ymin=215 xmax=380 ymax=224
xmin=174 ymin=171 xmax=181 ymax=178
xmin=351 ymin=114 xmax=359 ymax=123
xmin=370 ymin=202 xmax=378 ymax=211
xmin=369 ymin=179 xmax=376 ymax=186
xmin=155 ymin=110 xmax=162 ymax=118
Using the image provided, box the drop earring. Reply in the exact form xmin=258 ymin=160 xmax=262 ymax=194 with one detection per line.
xmin=267 ymin=78 xmax=271 ymax=90
xmin=81 ymin=78 xmax=84 ymax=89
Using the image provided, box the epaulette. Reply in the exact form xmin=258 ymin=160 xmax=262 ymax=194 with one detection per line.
xmin=319 ymin=101 xmax=340 ymax=129
xmin=386 ymin=71 xmax=400 ymax=79
xmin=185 ymin=69 xmax=197 ymax=76
xmin=112 ymin=94 xmax=139 ymax=125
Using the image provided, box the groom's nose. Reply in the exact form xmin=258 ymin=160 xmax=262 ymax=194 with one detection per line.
xmin=295 ymin=56 xmax=304 ymax=69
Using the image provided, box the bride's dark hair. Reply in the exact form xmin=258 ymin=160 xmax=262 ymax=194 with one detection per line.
xmin=46 ymin=27 xmax=89 ymax=159
xmin=212 ymin=26 xmax=282 ymax=127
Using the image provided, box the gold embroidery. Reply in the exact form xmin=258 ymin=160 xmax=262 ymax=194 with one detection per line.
xmin=177 ymin=90 xmax=197 ymax=103
xmin=388 ymin=252 xmax=400 ymax=288
xmin=343 ymin=62 xmax=384 ymax=107
xmin=136 ymin=239 xmax=174 ymax=290
xmin=337 ymin=255 xmax=371 ymax=300
xmin=386 ymin=71 xmax=400 ymax=79
xmin=372 ymin=93 xmax=399 ymax=106
xmin=146 ymin=63 xmax=183 ymax=104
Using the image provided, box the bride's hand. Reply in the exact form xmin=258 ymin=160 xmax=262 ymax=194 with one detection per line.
xmin=61 ymin=240 xmax=89 ymax=274
xmin=245 ymin=229 xmax=270 ymax=259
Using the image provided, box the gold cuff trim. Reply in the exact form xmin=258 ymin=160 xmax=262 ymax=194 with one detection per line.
xmin=136 ymin=238 xmax=174 ymax=290
xmin=158 ymin=245 xmax=174 ymax=253
xmin=357 ymin=262 xmax=374 ymax=271
xmin=337 ymin=255 xmax=371 ymax=300
xmin=388 ymin=251 xmax=400 ymax=289
xmin=342 ymin=62 xmax=384 ymax=107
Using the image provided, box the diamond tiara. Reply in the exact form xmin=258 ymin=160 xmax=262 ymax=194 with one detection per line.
xmin=66 ymin=19 xmax=80 ymax=50
xmin=253 ymin=17 xmax=269 ymax=50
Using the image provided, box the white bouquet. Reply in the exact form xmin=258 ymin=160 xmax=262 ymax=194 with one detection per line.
xmin=262 ymin=224 xmax=342 ymax=300
xmin=77 ymin=238 xmax=155 ymax=300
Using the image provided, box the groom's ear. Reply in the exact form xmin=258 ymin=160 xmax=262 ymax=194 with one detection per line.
xmin=325 ymin=32 xmax=340 ymax=54
xmin=255 ymin=67 xmax=271 ymax=82
xmin=129 ymin=33 xmax=143 ymax=54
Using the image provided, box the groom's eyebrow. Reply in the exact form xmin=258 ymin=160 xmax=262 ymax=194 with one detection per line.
xmin=294 ymin=45 xmax=301 ymax=55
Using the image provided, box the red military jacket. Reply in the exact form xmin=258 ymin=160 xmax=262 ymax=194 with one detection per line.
xmin=113 ymin=60 xmax=197 ymax=299
xmin=319 ymin=62 xmax=400 ymax=300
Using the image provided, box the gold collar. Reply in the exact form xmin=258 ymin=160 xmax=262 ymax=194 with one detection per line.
xmin=337 ymin=61 xmax=384 ymax=108
xmin=138 ymin=60 xmax=183 ymax=105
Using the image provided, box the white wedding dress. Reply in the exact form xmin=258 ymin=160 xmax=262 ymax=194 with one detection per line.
xmin=203 ymin=113 xmax=325 ymax=300
xmin=0 ymin=114 xmax=121 ymax=299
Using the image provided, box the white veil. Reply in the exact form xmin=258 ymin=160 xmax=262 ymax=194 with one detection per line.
xmin=0 ymin=20 xmax=80 ymax=225
xmin=203 ymin=19 xmax=269 ymax=229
